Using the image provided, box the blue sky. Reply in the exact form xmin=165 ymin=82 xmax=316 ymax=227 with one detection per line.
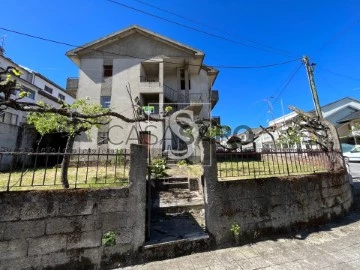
xmin=1 ymin=0 xmax=359 ymax=131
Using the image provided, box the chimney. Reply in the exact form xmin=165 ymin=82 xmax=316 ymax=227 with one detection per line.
xmin=0 ymin=46 xmax=4 ymax=56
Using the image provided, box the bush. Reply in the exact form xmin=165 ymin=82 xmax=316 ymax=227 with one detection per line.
xmin=177 ymin=159 xmax=188 ymax=166
xmin=151 ymin=158 xmax=167 ymax=178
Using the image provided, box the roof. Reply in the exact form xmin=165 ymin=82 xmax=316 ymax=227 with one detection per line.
xmin=270 ymin=97 xmax=360 ymax=125
xmin=338 ymin=110 xmax=360 ymax=123
xmin=66 ymin=25 xmax=204 ymax=59
xmin=308 ymin=96 xmax=360 ymax=114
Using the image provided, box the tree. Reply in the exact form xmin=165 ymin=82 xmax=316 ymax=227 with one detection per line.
xmin=1 ymin=66 xmax=163 ymax=187
xmin=27 ymin=100 xmax=111 ymax=188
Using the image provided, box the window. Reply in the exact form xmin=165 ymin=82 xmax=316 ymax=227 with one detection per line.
xmin=44 ymin=85 xmax=53 ymax=94
xmin=180 ymin=69 xmax=185 ymax=90
xmin=97 ymin=132 xmax=109 ymax=145
xmin=25 ymin=87 xmax=35 ymax=100
xmin=20 ymin=87 xmax=35 ymax=100
xmin=58 ymin=93 xmax=65 ymax=101
xmin=100 ymin=96 xmax=111 ymax=108
xmin=103 ymin=65 xmax=113 ymax=77
xmin=0 ymin=112 xmax=18 ymax=125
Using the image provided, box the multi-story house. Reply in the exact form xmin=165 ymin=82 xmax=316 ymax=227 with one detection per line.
xmin=255 ymin=97 xmax=360 ymax=149
xmin=66 ymin=25 xmax=219 ymax=158
xmin=0 ymin=46 xmax=75 ymax=154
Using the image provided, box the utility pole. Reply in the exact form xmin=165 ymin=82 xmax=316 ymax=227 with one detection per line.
xmin=302 ymin=55 xmax=323 ymax=119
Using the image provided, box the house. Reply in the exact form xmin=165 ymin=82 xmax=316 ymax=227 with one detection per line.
xmin=66 ymin=25 xmax=220 ymax=158
xmin=255 ymin=97 xmax=360 ymax=149
xmin=0 ymin=47 xmax=75 ymax=154
xmin=337 ymin=110 xmax=360 ymax=145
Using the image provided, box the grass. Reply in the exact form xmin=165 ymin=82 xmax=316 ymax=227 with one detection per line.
xmin=165 ymin=164 xmax=203 ymax=179
xmin=217 ymin=159 xmax=328 ymax=181
xmin=0 ymin=166 xmax=129 ymax=192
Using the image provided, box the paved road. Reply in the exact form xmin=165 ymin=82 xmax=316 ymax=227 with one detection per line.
xmin=118 ymin=167 xmax=360 ymax=270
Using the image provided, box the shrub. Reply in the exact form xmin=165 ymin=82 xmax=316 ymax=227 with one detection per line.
xmin=177 ymin=159 xmax=188 ymax=166
xmin=151 ymin=158 xmax=167 ymax=178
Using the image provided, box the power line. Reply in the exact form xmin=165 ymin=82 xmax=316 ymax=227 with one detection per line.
xmin=106 ymin=0 xmax=294 ymax=57
xmin=272 ymin=62 xmax=303 ymax=102
xmin=316 ymin=17 xmax=360 ymax=53
xmin=317 ymin=66 xmax=360 ymax=82
xmin=0 ymin=26 xmax=300 ymax=69
xmin=127 ymin=0 xmax=295 ymax=57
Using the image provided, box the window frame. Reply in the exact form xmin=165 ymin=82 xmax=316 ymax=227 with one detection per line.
xmin=103 ymin=65 xmax=113 ymax=78
xmin=44 ymin=85 xmax=53 ymax=94
xmin=58 ymin=93 xmax=65 ymax=101
xmin=100 ymin=96 xmax=111 ymax=108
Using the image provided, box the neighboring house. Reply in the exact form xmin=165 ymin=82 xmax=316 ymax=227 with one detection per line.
xmin=337 ymin=110 xmax=360 ymax=145
xmin=255 ymin=97 xmax=360 ymax=149
xmin=66 ymin=25 xmax=219 ymax=157
xmin=0 ymin=47 xmax=75 ymax=155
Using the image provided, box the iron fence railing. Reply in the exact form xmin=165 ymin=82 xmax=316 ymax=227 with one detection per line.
xmin=216 ymin=149 xmax=341 ymax=179
xmin=0 ymin=148 xmax=130 ymax=192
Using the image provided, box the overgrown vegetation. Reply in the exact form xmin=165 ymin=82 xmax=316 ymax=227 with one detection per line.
xmin=177 ymin=159 xmax=188 ymax=166
xmin=150 ymin=158 xmax=167 ymax=178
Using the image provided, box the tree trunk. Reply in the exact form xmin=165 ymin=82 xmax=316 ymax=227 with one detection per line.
xmin=61 ymin=135 xmax=74 ymax=188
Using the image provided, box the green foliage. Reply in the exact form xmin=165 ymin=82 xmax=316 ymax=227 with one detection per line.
xmin=177 ymin=159 xmax=188 ymax=166
xmin=277 ymin=126 xmax=301 ymax=147
xmin=206 ymin=125 xmax=231 ymax=139
xmin=230 ymin=223 xmax=241 ymax=237
xmin=165 ymin=106 xmax=173 ymax=113
xmin=102 ymin=231 xmax=116 ymax=246
xmin=151 ymin=158 xmax=167 ymax=178
xmin=27 ymin=99 xmax=110 ymax=137
xmin=116 ymin=149 xmax=126 ymax=166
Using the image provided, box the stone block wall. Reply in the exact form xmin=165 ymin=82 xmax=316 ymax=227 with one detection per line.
xmin=202 ymin=140 xmax=353 ymax=246
xmin=0 ymin=144 xmax=147 ymax=270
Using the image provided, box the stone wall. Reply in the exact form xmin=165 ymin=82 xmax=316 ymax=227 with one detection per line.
xmin=0 ymin=144 xmax=147 ymax=270
xmin=202 ymin=140 xmax=353 ymax=246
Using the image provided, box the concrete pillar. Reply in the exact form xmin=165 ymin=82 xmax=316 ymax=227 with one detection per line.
xmin=185 ymin=68 xmax=190 ymax=103
xmin=129 ymin=144 xmax=147 ymax=248
xmin=159 ymin=93 xmax=164 ymax=117
xmin=159 ymin=61 xmax=164 ymax=86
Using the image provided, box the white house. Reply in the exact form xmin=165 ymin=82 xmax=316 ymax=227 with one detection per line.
xmin=66 ymin=25 xmax=219 ymax=158
xmin=255 ymin=97 xmax=360 ymax=149
xmin=0 ymin=47 xmax=75 ymax=153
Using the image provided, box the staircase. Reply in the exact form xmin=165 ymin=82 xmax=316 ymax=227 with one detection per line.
xmin=146 ymin=171 xmax=209 ymax=248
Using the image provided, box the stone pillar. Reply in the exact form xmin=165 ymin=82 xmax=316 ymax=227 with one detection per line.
xmin=159 ymin=61 xmax=164 ymax=86
xmin=159 ymin=93 xmax=164 ymax=118
xmin=129 ymin=144 xmax=147 ymax=248
xmin=201 ymin=139 xmax=220 ymax=240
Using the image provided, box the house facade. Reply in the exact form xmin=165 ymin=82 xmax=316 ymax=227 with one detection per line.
xmin=0 ymin=47 xmax=75 ymax=153
xmin=255 ymin=97 xmax=360 ymax=149
xmin=66 ymin=25 xmax=219 ymax=157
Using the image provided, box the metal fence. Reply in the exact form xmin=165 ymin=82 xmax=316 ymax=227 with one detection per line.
xmin=216 ymin=149 xmax=341 ymax=179
xmin=0 ymin=148 xmax=130 ymax=192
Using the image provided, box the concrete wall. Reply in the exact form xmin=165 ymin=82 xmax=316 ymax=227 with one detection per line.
xmin=0 ymin=144 xmax=147 ymax=269
xmin=202 ymin=140 xmax=353 ymax=246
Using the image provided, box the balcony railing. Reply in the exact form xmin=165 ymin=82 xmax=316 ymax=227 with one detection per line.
xmin=140 ymin=76 xmax=159 ymax=83
xmin=164 ymin=85 xmax=177 ymax=102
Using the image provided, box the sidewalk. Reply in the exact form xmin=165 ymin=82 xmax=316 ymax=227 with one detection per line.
xmin=118 ymin=180 xmax=360 ymax=270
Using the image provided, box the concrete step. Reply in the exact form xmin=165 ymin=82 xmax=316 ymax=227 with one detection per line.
xmin=143 ymin=234 xmax=213 ymax=262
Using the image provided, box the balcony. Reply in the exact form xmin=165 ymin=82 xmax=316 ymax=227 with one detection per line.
xmin=211 ymin=90 xmax=219 ymax=109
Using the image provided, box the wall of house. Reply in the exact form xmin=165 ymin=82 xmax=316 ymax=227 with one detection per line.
xmin=0 ymin=144 xmax=147 ymax=269
xmin=73 ymin=32 xmax=216 ymax=153
xmin=202 ymin=140 xmax=353 ymax=246
xmin=33 ymin=76 xmax=74 ymax=104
